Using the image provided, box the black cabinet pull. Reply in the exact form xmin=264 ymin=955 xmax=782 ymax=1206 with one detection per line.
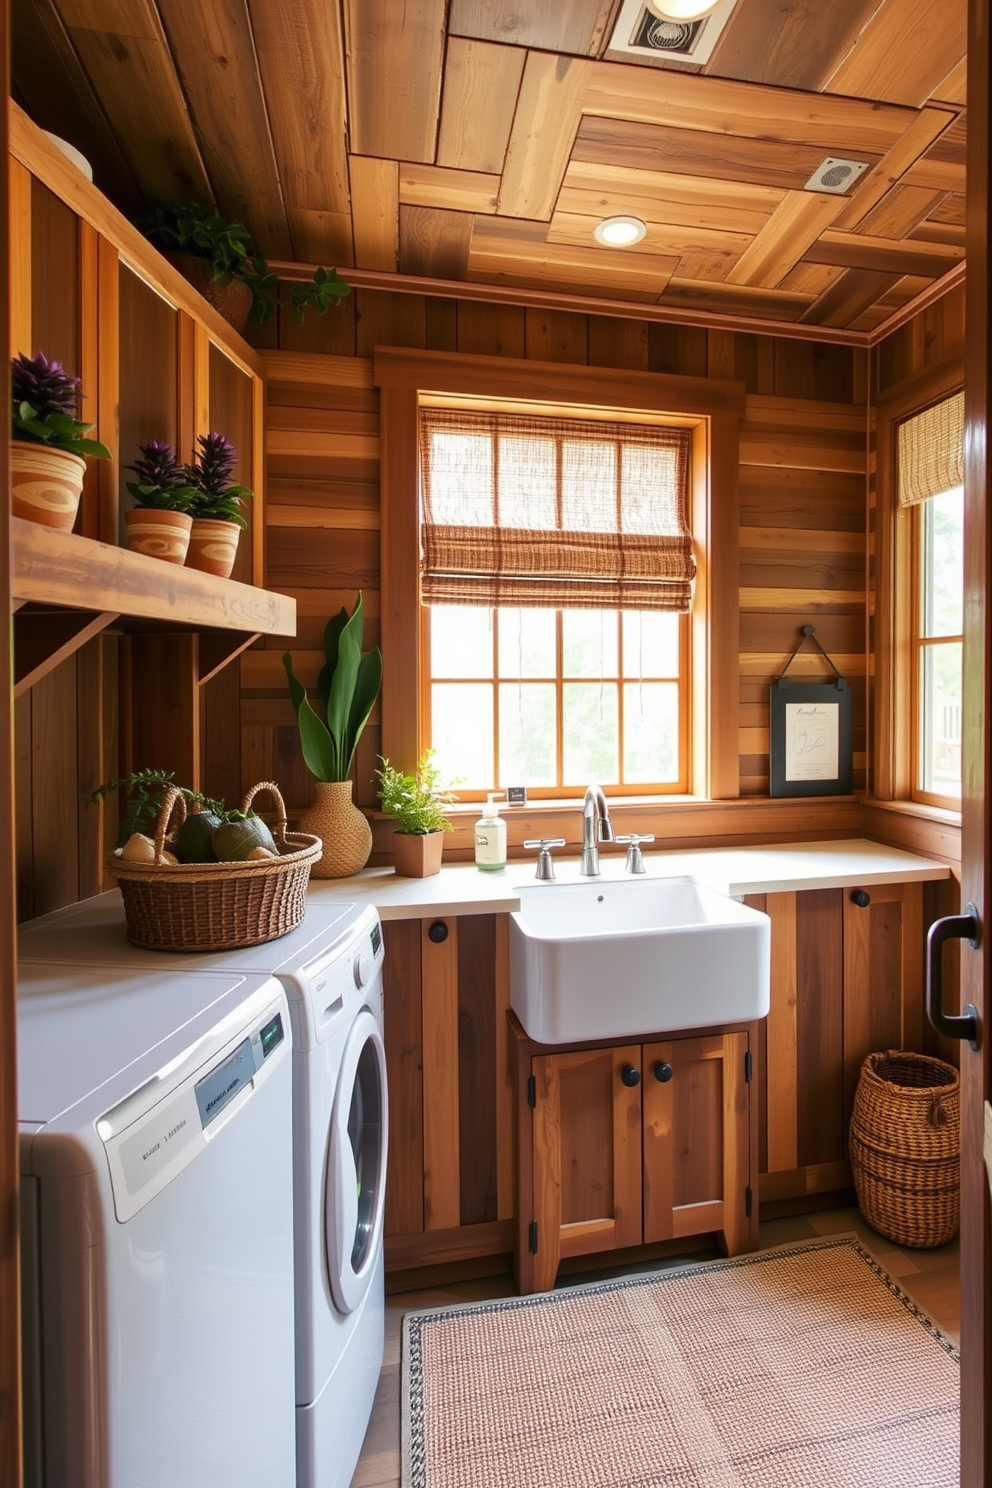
xmin=926 ymin=907 xmax=981 ymax=1048
xmin=620 ymin=1063 xmax=641 ymax=1087
xmin=653 ymin=1061 xmax=674 ymax=1083
xmin=427 ymin=920 xmax=448 ymax=943
xmin=850 ymin=889 xmax=871 ymax=908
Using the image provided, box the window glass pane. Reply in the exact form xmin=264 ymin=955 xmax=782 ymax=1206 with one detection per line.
xmin=430 ymin=606 xmax=493 ymax=679
xmin=563 ymin=609 xmax=618 ymax=678
xmin=498 ymin=683 xmax=557 ymax=786
xmin=622 ymin=611 xmax=680 ymax=678
xmin=497 ymin=435 xmax=556 ymax=529
xmin=919 ymin=641 xmax=962 ymax=798
xmin=561 ymin=440 xmax=616 ymax=531
xmin=432 ymin=684 xmax=494 ymax=789
xmin=428 ymin=432 xmax=493 ymax=525
xmin=497 ymin=608 xmax=556 ymax=678
xmin=563 ymin=684 xmax=618 ymax=784
xmin=624 ymin=683 xmax=680 ymax=784
xmin=922 ymin=486 xmax=964 ymax=638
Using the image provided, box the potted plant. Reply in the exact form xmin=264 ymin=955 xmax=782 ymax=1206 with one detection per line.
xmin=283 ymin=592 xmax=382 ymax=878
xmin=375 ymin=751 xmax=454 ymax=878
xmin=139 ymin=202 xmax=350 ymax=334
xmin=124 ymin=440 xmax=196 ymax=564
xmin=184 ymin=432 xmax=253 ymax=578
xmin=11 ymin=351 xmax=112 ymax=530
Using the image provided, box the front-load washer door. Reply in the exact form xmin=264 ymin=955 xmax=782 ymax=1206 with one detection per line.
xmin=325 ymin=1006 xmax=388 ymax=1315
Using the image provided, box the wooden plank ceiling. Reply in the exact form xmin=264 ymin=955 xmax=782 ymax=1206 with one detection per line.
xmin=12 ymin=0 xmax=967 ymax=333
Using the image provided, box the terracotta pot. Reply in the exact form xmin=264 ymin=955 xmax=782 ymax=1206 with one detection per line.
xmin=392 ymin=829 xmax=446 ymax=879
xmin=125 ymin=507 xmax=193 ymax=565
xmin=11 ymin=441 xmax=86 ymax=530
xmin=297 ymin=780 xmax=373 ymax=879
xmin=187 ymin=517 xmax=241 ymax=578
xmin=164 ymin=251 xmax=254 ymax=335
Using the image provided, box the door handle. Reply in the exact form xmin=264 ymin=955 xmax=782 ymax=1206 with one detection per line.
xmin=926 ymin=905 xmax=981 ymax=1049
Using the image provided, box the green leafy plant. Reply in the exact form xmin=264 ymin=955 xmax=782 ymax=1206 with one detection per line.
xmin=186 ymin=432 xmax=253 ymax=526
xmin=140 ymin=201 xmax=350 ymax=324
xmin=12 ymin=351 xmax=112 ymax=459
xmin=375 ymin=751 xmax=455 ymax=835
xmin=125 ymin=440 xmax=197 ymax=512
xmin=89 ymin=768 xmax=227 ymax=848
xmin=283 ymin=593 xmax=382 ymax=783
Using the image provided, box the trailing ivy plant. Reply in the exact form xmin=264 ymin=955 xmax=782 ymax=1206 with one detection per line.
xmin=139 ymin=201 xmax=350 ymax=324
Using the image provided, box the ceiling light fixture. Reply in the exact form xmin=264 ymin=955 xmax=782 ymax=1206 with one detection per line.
xmin=594 ymin=216 xmax=648 ymax=247
xmin=645 ymin=0 xmax=722 ymax=18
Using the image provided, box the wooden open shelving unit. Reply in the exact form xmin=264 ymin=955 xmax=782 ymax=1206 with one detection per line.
xmin=11 ymin=519 xmax=296 ymax=697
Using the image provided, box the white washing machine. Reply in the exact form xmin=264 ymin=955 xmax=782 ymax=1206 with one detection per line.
xmin=19 ymin=891 xmax=389 ymax=1488
xmin=17 ymin=961 xmax=296 ymax=1488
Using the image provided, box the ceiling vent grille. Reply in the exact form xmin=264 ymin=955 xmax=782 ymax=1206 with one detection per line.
xmin=804 ymin=157 xmax=871 ymax=195
xmin=607 ymin=0 xmax=739 ymax=66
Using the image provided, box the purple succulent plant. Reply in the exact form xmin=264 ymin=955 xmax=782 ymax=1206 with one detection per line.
xmin=12 ymin=351 xmax=81 ymax=418
xmin=126 ymin=439 xmax=196 ymax=511
xmin=185 ymin=431 xmax=253 ymax=527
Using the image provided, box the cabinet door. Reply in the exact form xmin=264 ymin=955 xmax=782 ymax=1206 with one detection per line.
xmin=528 ymin=1044 xmax=642 ymax=1292
xmin=642 ymin=1032 xmax=750 ymax=1256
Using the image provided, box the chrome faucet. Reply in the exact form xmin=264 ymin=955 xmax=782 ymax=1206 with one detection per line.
xmin=579 ymin=784 xmax=615 ymax=877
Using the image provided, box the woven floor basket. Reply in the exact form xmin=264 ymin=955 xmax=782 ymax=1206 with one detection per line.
xmin=106 ymin=781 xmax=322 ymax=952
xmin=849 ymin=1050 xmax=960 ymax=1248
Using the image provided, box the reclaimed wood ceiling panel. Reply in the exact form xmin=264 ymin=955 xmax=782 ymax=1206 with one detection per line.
xmin=11 ymin=0 xmax=967 ymax=333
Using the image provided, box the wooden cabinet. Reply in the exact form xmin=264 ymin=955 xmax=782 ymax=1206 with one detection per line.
xmin=747 ymin=881 xmax=926 ymax=1209
xmin=514 ymin=1021 xmax=757 ymax=1294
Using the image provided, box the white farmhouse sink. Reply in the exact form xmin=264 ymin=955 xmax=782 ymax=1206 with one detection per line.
xmin=509 ymin=876 xmax=770 ymax=1045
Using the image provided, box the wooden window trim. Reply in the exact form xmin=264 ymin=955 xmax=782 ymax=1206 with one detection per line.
xmin=874 ymin=356 xmax=963 ymax=810
xmin=376 ymin=346 xmax=744 ymax=801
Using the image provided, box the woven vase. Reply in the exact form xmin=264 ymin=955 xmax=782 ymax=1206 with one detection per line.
xmin=298 ymin=780 xmax=372 ymax=879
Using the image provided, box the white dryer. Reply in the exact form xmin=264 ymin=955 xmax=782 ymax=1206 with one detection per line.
xmin=20 ymin=891 xmax=389 ymax=1488
xmin=17 ymin=962 xmax=296 ymax=1488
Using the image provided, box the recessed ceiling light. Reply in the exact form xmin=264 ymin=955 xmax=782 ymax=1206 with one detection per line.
xmin=594 ymin=216 xmax=648 ymax=247
xmin=645 ymin=0 xmax=721 ymax=18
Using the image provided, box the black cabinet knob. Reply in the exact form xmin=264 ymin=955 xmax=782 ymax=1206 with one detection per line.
xmin=850 ymin=889 xmax=871 ymax=909
xmin=653 ymin=1061 xmax=674 ymax=1083
xmin=427 ymin=920 xmax=449 ymax=943
xmin=620 ymin=1063 xmax=641 ymax=1087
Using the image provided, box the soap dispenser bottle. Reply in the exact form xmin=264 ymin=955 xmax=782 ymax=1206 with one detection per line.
xmin=475 ymin=792 xmax=507 ymax=871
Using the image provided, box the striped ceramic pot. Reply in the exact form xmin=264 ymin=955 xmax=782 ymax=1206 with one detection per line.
xmin=124 ymin=507 xmax=193 ymax=565
xmin=186 ymin=517 xmax=240 ymax=579
xmin=11 ymin=441 xmax=86 ymax=530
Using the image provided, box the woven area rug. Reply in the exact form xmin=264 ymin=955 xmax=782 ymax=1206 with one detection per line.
xmin=401 ymin=1237 xmax=959 ymax=1488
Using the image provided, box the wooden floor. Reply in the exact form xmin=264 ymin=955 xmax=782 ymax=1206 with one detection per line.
xmin=352 ymin=1207 xmax=960 ymax=1488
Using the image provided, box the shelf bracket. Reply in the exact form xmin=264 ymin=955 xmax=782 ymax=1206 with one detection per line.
xmin=14 ymin=607 xmax=120 ymax=697
xmin=197 ymin=630 xmax=260 ymax=687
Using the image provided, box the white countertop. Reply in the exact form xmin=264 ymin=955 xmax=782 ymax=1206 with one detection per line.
xmin=307 ymin=839 xmax=952 ymax=921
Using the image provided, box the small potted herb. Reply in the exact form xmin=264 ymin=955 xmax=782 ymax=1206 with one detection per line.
xmin=375 ymin=751 xmax=455 ymax=878
xmin=185 ymin=432 xmax=253 ymax=578
xmin=124 ymin=440 xmax=197 ymax=564
xmin=283 ymin=594 xmax=382 ymax=878
xmin=140 ymin=202 xmax=350 ymax=333
xmin=11 ymin=351 xmax=112 ymax=530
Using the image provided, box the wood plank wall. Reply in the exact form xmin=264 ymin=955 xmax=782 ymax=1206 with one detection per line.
xmin=242 ymin=289 xmax=870 ymax=822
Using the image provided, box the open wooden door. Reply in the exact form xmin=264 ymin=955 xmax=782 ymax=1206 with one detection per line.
xmin=956 ymin=2 xmax=992 ymax=1480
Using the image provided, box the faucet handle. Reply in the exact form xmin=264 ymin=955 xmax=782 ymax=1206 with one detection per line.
xmin=615 ymin=833 xmax=655 ymax=875
xmin=523 ymin=838 xmax=566 ymax=881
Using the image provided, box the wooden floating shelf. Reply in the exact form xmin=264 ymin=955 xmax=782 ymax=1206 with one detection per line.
xmin=11 ymin=519 xmax=296 ymax=696
xmin=12 ymin=519 xmax=296 ymax=633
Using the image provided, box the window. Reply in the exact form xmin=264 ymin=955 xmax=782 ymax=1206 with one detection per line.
xmin=419 ymin=407 xmax=693 ymax=797
xmin=897 ymin=391 xmax=964 ymax=805
xmin=375 ymin=347 xmax=743 ymax=806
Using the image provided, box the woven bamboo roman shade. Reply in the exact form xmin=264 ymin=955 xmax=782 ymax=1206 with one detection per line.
xmin=897 ymin=392 xmax=964 ymax=508
xmin=418 ymin=409 xmax=695 ymax=611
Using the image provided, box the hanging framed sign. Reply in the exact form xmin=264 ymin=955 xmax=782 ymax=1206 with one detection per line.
xmin=769 ymin=625 xmax=853 ymax=798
